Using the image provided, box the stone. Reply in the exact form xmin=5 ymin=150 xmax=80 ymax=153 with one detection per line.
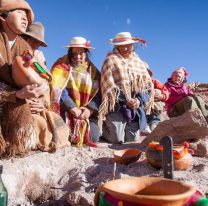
xmin=189 ymin=139 xmax=208 ymax=157
xmin=141 ymin=109 xmax=208 ymax=145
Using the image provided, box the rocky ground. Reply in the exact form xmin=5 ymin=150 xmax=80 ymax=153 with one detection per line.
xmin=0 ymin=83 xmax=208 ymax=206
xmin=0 ymin=139 xmax=208 ymax=206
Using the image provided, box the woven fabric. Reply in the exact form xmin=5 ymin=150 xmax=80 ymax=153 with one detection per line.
xmin=98 ymin=49 xmax=154 ymax=131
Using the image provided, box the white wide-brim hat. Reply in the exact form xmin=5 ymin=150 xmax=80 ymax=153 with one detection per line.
xmin=64 ymin=37 xmax=95 ymax=49
xmin=109 ymin=32 xmax=146 ymax=46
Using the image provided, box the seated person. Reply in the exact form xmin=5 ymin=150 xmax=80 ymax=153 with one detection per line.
xmin=50 ymin=37 xmax=101 ymax=147
xmin=165 ymin=67 xmax=208 ymax=122
xmin=0 ymin=0 xmax=70 ymax=157
xmin=22 ymin=21 xmax=47 ymax=66
xmin=13 ymin=21 xmax=50 ymax=88
xmin=99 ymin=32 xmax=154 ymax=144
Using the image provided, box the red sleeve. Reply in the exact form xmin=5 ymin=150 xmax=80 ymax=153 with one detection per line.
xmin=153 ymin=79 xmax=169 ymax=101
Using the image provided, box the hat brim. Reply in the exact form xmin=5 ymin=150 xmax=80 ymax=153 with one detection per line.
xmin=24 ymin=32 xmax=47 ymax=47
xmin=109 ymin=39 xmax=138 ymax=46
xmin=0 ymin=1 xmax=34 ymax=25
xmin=64 ymin=45 xmax=95 ymax=50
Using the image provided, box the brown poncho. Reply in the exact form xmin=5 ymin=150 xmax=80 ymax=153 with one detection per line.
xmin=0 ymin=31 xmax=70 ymax=157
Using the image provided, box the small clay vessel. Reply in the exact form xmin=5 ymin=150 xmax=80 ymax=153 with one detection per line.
xmin=146 ymin=142 xmax=193 ymax=171
xmin=113 ymin=148 xmax=142 ymax=165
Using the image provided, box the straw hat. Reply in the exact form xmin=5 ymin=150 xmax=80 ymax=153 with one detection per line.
xmin=64 ymin=37 xmax=95 ymax=49
xmin=0 ymin=0 xmax=34 ymax=25
xmin=109 ymin=32 xmax=146 ymax=46
xmin=25 ymin=22 xmax=47 ymax=47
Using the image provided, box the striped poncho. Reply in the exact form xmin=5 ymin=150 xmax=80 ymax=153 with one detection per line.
xmin=51 ymin=55 xmax=100 ymax=147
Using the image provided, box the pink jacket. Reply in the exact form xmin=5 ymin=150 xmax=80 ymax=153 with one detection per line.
xmin=164 ymin=81 xmax=193 ymax=115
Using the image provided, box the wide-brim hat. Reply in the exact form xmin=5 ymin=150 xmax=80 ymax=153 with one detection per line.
xmin=109 ymin=32 xmax=146 ymax=46
xmin=24 ymin=22 xmax=47 ymax=47
xmin=0 ymin=0 xmax=34 ymax=25
xmin=64 ymin=36 xmax=95 ymax=49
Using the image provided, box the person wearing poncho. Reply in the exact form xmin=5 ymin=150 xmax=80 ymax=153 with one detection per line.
xmin=0 ymin=0 xmax=70 ymax=157
xmin=165 ymin=67 xmax=208 ymax=122
xmin=51 ymin=37 xmax=101 ymax=147
xmin=98 ymin=32 xmax=154 ymax=143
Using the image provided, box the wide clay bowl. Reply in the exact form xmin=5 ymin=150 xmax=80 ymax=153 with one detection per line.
xmin=113 ymin=148 xmax=142 ymax=165
xmin=94 ymin=177 xmax=196 ymax=206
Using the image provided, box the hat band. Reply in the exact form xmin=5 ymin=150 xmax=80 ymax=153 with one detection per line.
xmin=113 ymin=37 xmax=133 ymax=43
xmin=70 ymin=40 xmax=91 ymax=47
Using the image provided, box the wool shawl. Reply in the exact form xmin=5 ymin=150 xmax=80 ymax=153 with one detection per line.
xmin=98 ymin=49 xmax=154 ymax=131
xmin=51 ymin=55 xmax=100 ymax=147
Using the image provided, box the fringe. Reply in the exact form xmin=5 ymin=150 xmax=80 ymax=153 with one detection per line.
xmin=3 ymin=124 xmax=37 ymax=157
xmin=0 ymin=128 xmax=6 ymax=156
xmin=1 ymin=101 xmax=36 ymax=157
xmin=98 ymin=75 xmax=155 ymax=132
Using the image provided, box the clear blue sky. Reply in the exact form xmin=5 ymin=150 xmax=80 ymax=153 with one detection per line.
xmin=27 ymin=0 xmax=208 ymax=83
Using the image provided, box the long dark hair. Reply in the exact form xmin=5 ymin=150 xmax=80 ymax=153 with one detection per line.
xmin=67 ymin=47 xmax=90 ymax=66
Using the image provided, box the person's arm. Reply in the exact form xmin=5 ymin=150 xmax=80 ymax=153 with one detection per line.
xmin=0 ymin=83 xmax=49 ymax=103
xmin=79 ymin=89 xmax=102 ymax=120
xmin=16 ymin=83 xmax=49 ymax=99
xmin=61 ymin=88 xmax=76 ymax=110
xmin=61 ymin=88 xmax=82 ymax=118
xmin=153 ymin=79 xmax=169 ymax=101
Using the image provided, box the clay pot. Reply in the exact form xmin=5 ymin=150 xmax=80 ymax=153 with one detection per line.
xmin=146 ymin=145 xmax=193 ymax=171
xmin=113 ymin=148 xmax=142 ymax=165
xmin=94 ymin=177 xmax=196 ymax=206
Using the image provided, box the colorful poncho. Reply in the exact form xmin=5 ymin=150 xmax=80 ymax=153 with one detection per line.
xmin=98 ymin=49 xmax=154 ymax=131
xmin=51 ymin=55 xmax=100 ymax=147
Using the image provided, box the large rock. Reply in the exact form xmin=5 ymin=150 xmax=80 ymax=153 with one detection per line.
xmin=189 ymin=139 xmax=208 ymax=157
xmin=141 ymin=108 xmax=208 ymax=145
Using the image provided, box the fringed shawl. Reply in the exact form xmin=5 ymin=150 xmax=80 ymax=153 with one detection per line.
xmin=51 ymin=55 xmax=100 ymax=147
xmin=98 ymin=49 xmax=154 ymax=131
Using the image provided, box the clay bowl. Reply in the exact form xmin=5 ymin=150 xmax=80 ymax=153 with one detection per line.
xmin=94 ymin=177 xmax=196 ymax=206
xmin=113 ymin=148 xmax=142 ymax=165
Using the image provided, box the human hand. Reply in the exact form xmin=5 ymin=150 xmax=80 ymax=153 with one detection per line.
xmin=127 ymin=98 xmax=140 ymax=109
xmin=27 ymin=98 xmax=45 ymax=114
xmin=16 ymin=83 xmax=49 ymax=99
xmin=69 ymin=107 xmax=82 ymax=118
xmin=79 ymin=107 xmax=92 ymax=120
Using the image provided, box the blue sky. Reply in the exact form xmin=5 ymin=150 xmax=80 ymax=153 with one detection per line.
xmin=27 ymin=0 xmax=208 ymax=83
